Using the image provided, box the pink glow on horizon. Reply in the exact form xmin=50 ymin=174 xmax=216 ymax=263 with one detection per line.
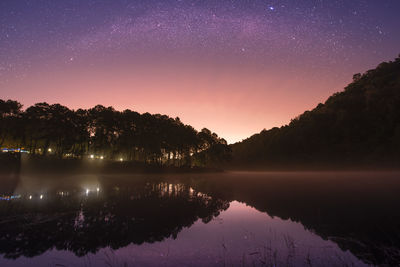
xmin=1 ymin=60 xmax=354 ymax=144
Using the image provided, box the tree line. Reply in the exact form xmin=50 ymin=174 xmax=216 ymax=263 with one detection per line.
xmin=232 ymin=55 xmax=400 ymax=166
xmin=0 ymin=101 xmax=231 ymax=166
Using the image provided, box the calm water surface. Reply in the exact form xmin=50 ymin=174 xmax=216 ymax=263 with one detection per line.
xmin=0 ymin=171 xmax=399 ymax=266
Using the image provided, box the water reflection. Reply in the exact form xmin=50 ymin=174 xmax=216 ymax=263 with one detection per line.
xmin=0 ymin=172 xmax=399 ymax=266
xmin=0 ymin=176 xmax=229 ymax=260
xmin=189 ymin=171 xmax=400 ymax=266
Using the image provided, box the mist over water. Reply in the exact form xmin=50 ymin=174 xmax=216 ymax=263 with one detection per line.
xmin=1 ymin=171 xmax=399 ymax=266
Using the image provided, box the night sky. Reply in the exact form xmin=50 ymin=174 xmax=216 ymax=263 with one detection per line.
xmin=1 ymin=0 xmax=399 ymax=143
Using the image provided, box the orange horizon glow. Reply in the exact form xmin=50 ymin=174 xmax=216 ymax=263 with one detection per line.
xmin=2 ymin=57 xmax=388 ymax=144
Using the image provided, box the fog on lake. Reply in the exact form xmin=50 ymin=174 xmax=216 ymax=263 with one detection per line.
xmin=0 ymin=171 xmax=399 ymax=266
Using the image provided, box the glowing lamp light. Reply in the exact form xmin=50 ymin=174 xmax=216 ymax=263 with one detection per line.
xmin=29 ymin=195 xmax=32 ymax=200
xmin=96 ymin=187 xmax=100 ymax=192
xmin=119 ymin=158 xmax=123 ymax=162
xmin=100 ymin=156 xmax=104 ymax=160
xmin=86 ymin=189 xmax=90 ymax=194
xmin=48 ymin=148 xmax=52 ymax=152
xmin=40 ymin=194 xmax=43 ymax=199
xmin=90 ymin=154 xmax=94 ymax=159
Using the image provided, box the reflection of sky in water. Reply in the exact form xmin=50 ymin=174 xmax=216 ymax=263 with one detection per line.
xmin=0 ymin=200 xmax=367 ymax=267
xmin=3 ymin=171 xmax=398 ymax=266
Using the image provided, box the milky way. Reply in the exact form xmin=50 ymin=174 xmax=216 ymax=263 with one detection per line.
xmin=1 ymin=0 xmax=399 ymax=143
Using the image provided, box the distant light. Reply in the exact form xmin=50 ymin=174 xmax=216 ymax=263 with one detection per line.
xmin=86 ymin=189 xmax=89 ymax=194
xmin=269 ymin=6 xmax=275 ymax=10
xmin=40 ymin=194 xmax=43 ymax=199
xmin=100 ymin=156 xmax=104 ymax=160
xmin=90 ymin=154 xmax=94 ymax=159
xmin=96 ymin=187 xmax=100 ymax=192
xmin=1 ymin=148 xmax=29 ymax=153
xmin=48 ymin=148 xmax=52 ymax=152
xmin=29 ymin=195 xmax=32 ymax=199
xmin=119 ymin=158 xmax=123 ymax=162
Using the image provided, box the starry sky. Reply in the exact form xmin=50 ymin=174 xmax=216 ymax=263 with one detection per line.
xmin=1 ymin=0 xmax=399 ymax=143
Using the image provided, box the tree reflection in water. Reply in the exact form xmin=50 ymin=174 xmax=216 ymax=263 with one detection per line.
xmin=188 ymin=171 xmax=400 ymax=266
xmin=0 ymin=172 xmax=399 ymax=266
xmin=0 ymin=177 xmax=229 ymax=259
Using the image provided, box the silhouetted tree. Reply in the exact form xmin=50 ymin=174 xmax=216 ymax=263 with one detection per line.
xmin=0 ymin=100 xmax=231 ymax=166
xmin=0 ymin=100 xmax=22 ymax=147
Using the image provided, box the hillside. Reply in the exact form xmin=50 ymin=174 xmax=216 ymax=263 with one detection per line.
xmin=231 ymin=55 xmax=400 ymax=167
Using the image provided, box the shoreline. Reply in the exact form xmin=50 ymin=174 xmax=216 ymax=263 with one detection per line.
xmin=1 ymin=154 xmax=399 ymax=175
xmin=0 ymin=154 xmax=223 ymax=175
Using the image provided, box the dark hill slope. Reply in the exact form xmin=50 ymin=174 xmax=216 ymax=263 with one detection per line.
xmin=232 ymin=55 xmax=400 ymax=167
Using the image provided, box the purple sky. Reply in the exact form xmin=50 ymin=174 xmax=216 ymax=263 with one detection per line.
xmin=1 ymin=0 xmax=399 ymax=143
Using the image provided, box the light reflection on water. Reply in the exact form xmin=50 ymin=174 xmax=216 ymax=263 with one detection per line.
xmin=0 ymin=172 xmax=399 ymax=266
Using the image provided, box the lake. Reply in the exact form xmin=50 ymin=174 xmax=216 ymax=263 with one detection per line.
xmin=0 ymin=171 xmax=399 ymax=266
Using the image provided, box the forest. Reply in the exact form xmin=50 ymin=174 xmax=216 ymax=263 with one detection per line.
xmin=232 ymin=55 xmax=400 ymax=167
xmin=2 ymin=56 xmax=400 ymax=169
xmin=0 ymin=101 xmax=231 ymax=167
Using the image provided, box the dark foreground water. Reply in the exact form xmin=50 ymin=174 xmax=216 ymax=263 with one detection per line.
xmin=0 ymin=171 xmax=399 ymax=266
